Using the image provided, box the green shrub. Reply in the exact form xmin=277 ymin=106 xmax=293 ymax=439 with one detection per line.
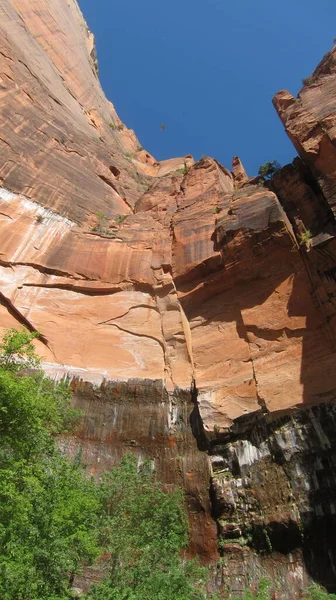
xmin=231 ymin=580 xmax=336 ymax=600
xmin=175 ymin=164 xmax=189 ymax=176
xmin=300 ymin=229 xmax=312 ymax=247
xmin=230 ymin=579 xmax=271 ymax=600
xmin=115 ymin=214 xmax=127 ymax=224
xmin=109 ymin=123 xmax=124 ymax=131
xmin=87 ymin=454 xmax=212 ymax=600
xmin=258 ymin=160 xmax=281 ymax=180
xmin=302 ymin=583 xmax=336 ymax=600
xmin=92 ymin=211 xmax=116 ymax=236
xmin=0 ymin=329 xmax=98 ymax=599
xmin=0 ymin=327 xmax=41 ymax=371
xmin=302 ymin=76 xmax=313 ymax=86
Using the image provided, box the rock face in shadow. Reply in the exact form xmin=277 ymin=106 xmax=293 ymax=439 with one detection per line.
xmin=273 ymin=47 xmax=336 ymax=217
xmin=210 ymin=405 xmax=336 ymax=595
xmin=2 ymin=2 xmax=336 ymax=596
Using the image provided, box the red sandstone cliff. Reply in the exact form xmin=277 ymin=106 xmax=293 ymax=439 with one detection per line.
xmin=2 ymin=1 xmax=336 ymax=596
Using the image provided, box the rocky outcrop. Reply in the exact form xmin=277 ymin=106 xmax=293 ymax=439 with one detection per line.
xmin=273 ymin=46 xmax=336 ymax=218
xmin=211 ymin=403 xmax=336 ymax=595
xmin=2 ymin=1 xmax=336 ymax=596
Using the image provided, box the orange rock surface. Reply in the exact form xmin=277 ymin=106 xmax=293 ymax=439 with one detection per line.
xmin=2 ymin=0 xmax=336 ymax=584
xmin=1 ymin=0 xmax=336 ymax=424
xmin=273 ymin=46 xmax=336 ymax=216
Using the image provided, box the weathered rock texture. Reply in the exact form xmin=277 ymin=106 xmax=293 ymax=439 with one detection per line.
xmin=1 ymin=1 xmax=336 ymax=596
xmin=273 ymin=47 xmax=336 ymax=218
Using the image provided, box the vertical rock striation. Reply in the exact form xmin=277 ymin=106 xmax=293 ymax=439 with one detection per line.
xmin=1 ymin=1 xmax=336 ymax=595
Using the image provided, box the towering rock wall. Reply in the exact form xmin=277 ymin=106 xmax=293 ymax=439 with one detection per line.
xmin=1 ymin=1 xmax=336 ymax=595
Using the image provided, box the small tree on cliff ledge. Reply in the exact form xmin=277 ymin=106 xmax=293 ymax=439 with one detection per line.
xmin=258 ymin=160 xmax=281 ymax=180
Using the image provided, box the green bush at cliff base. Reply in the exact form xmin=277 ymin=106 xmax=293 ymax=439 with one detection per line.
xmin=86 ymin=453 xmax=212 ymax=600
xmin=0 ymin=330 xmax=101 ymax=599
xmin=233 ymin=581 xmax=336 ymax=600
xmin=230 ymin=579 xmax=271 ymax=600
xmin=0 ymin=328 xmax=214 ymax=600
xmin=302 ymin=584 xmax=336 ymax=600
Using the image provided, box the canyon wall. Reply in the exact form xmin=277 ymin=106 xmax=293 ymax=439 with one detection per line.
xmin=1 ymin=1 xmax=336 ymax=596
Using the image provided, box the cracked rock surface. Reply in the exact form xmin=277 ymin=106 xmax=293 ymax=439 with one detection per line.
xmin=2 ymin=1 xmax=336 ymax=596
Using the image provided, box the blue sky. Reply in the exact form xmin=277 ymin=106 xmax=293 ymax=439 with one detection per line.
xmin=79 ymin=0 xmax=335 ymax=176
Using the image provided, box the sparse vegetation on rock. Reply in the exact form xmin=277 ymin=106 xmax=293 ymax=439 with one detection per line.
xmin=109 ymin=123 xmax=124 ymax=131
xmin=91 ymin=211 xmax=116 ymax=237
xmin=175 ymin=164 xmax=189 ymax=176
xmin=300 ymin=229 xmax=312 ymax=248
xmin=258 ymin=160 xmax=281 ymax=180
xmin=115 ymin=214 xmax=127 ymax=224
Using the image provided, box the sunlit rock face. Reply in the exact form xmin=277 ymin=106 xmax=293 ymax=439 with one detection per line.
xmin=2 ymin=1 xmax=336 ymax=596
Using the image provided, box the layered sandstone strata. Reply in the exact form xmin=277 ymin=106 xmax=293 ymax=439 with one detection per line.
xmin=2 ymin=1 xmax=336 ymax=596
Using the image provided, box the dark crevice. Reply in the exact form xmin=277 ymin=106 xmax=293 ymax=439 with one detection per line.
xmin=109 ymin=165 xmax=120 ymax=179
xmin=22 ymin=282 xmax=123 ymax=296
xmin=189 ymin=380 xmax=209 ymax=452
xmin=97 ymin=174 xmax=119 ymax=194
xmin=0 ymin=292 xmax=48 ymax=347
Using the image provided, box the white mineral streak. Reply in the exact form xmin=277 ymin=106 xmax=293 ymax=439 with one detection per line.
xmin=0 ymin=187 xmax=75 ymax=227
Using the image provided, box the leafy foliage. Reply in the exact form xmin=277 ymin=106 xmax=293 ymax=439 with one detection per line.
xmin=302 ymin=584 xmax=336 ymax=600
xmin=258 ymin=160 xmax=281 ymax=180
xmin=0 ymin=446 xmax=101 ymax=600
xmin=231 ymin=581 xmax=336 ymax=600
xmin=0 ymin=329 xmax=100 ymax=599
xmin=230 ymin=579 xmax=271 ymax=600
xmin=0 ymin=327 xmax=41 ymax=371
xmin=87 ymin=453 xmax=211 ymax=600
xmin=0 ymin=328 xmax=214 ymax=600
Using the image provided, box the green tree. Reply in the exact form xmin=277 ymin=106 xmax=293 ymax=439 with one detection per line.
xmin=258 ymin=160 xmax=281 ymax=180
xmin=0 ymin=327 xmax=41 ymax=370
xmin=87 ymin=454 xmax=211 ymax=600
xmin=0 ymin=328 xmax=214 ymax=600
xmin=0 ymin=448 xmax=102 ymax=599
xmin=0 ymin=329 xmax=101 ymax=599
